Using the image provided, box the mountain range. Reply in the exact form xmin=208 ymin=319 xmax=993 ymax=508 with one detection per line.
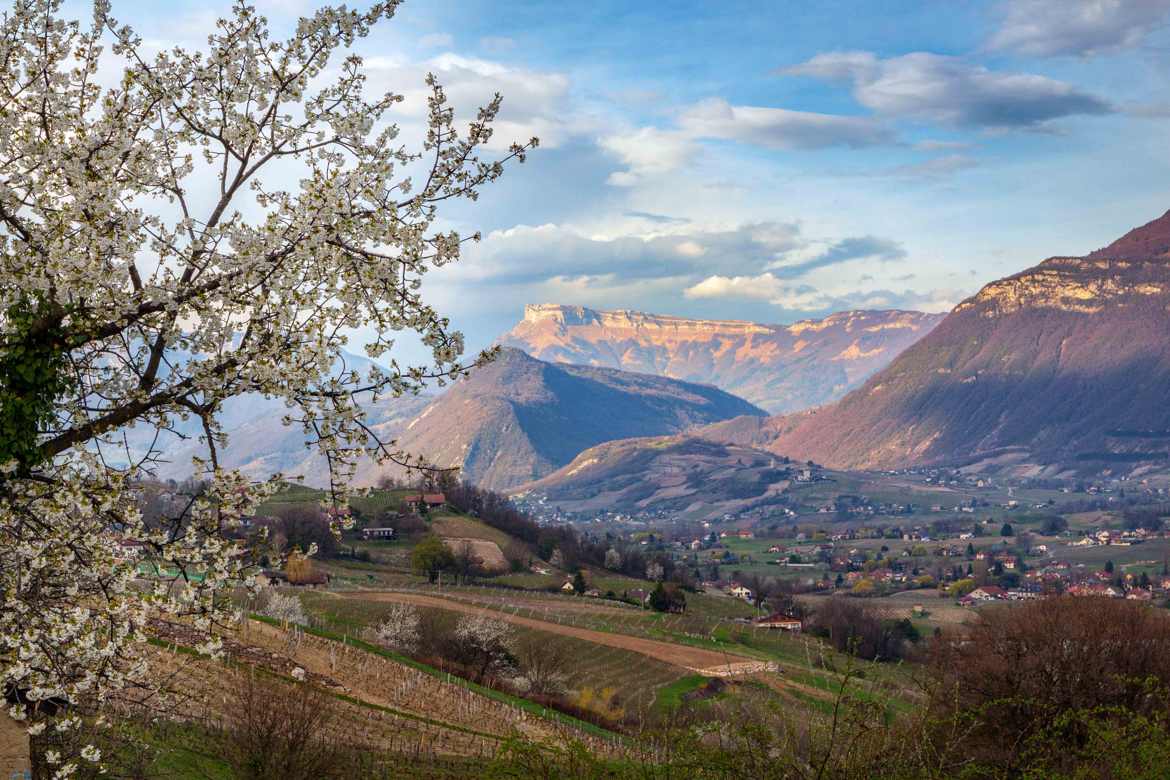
xmin=499 ymin=304 xmax=944 ymax=414
xmin=526 ymin=208 xmax=1170 ymax=501
xmin=366 ymin=347 xmax=765 ymax=490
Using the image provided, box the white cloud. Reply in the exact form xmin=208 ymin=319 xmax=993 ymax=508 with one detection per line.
xmin=460 ymin=221 xmax=805 ymax=285
xmin=365 ymin=53 xmax=575 ymax=149
xmin=598 ymin=128 xmax=696 ymax=185
xmin=600 ymin=97 xmax=891 ymax=185
xmin=684 ymin=272 xmax=960 ymax=312
xmin=782 ymin=51 xmax=1113 ymax=130
xmin=988 ymin=0 xmax=1170 ymax=57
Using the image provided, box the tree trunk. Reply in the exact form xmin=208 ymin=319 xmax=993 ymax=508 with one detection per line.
xmin=0 ymin=711 xmax=30 ymax=779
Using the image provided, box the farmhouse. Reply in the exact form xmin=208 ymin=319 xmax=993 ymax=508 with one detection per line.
xmin=361 ymin=526 xmax=395 ymax=540
xmin=403 ymin=492 xmax=446 ymax=510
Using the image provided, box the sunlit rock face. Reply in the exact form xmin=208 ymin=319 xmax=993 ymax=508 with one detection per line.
xmin=500 ymin=304 xmax=944 ymax=414
xmin=755 ymin=209 xmax=1170 ymax=474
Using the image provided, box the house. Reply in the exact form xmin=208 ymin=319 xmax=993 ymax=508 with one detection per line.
xmin=1068 ymin=583 xmax=1123 ymax=598
xmin=361 ymin=526 xmax=395 ymax=540
xmin=114 ymin=538 xmax=147 ymax=562
xmin=968 ymin=586 xmax=1006 ymax=602
xmin=1126 ymin=588 xmax=1154 ymax=601
xmin=627 ymin=588 xmax=650 ymax=605
xmin=756 ymin=614 xmax=802 ymax=632
xmin=767 ymin=544 xmax=784 ymax=553
xmin=729 ymin=585 xmax=754 ymax=602
xmin=1005 ymin=589 xmax=1042 ymax=600
xmin=403 ymin=492 xmax=446 ymax=510
xmin=561 ymin=580 xmax=576 ymax=593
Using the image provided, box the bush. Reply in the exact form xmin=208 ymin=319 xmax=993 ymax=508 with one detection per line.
xmin=929 ymin=597 xmax=1170 ymax=772
xmin=221 ymin=672 xmax=349 ymax=780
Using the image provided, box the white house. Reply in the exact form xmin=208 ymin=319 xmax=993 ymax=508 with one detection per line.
xmin=729 ymin=585 xmax=754 ymax=602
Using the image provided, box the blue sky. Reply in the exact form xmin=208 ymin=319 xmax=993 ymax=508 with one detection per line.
xmin=94 ymin=0 xmax=1170 ymax=362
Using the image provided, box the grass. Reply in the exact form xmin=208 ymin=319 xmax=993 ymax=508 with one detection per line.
xmin=652 ymin=674 xmax=709 ymax=712
xmin=99 ymin=720 xmax=235 ymax=779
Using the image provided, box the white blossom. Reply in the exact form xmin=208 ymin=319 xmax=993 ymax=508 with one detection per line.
xmin=259 ymin=590 xmax=309 ymax=625
xmin=368 ymin=603 xmax=420 ymax=653
xmin=0 ymin=0 xmax=534 ymax=748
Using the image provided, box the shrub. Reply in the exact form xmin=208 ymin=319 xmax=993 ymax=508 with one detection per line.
xmin=221 ymin=671 xmax=348 ymax=780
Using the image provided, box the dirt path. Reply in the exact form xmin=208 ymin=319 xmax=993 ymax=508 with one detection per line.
xmin=341 ymin=591 xmax=764 ymax=676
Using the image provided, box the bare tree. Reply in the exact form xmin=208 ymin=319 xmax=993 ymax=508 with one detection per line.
xmin=514 ymin=635 xmax=570 ymax=697
xmin=221 ymin=671 xmax=349 ymax=780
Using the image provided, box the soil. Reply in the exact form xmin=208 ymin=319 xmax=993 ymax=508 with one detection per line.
xmin=0 ymin=713 xmax=29 ymax=777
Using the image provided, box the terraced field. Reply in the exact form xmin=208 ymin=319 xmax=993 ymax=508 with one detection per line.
xmin=340 ymin=591 xmax=766 ymax=676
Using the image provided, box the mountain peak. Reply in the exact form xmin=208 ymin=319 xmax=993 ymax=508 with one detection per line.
xmin=1087 ymin=208 xmax=1170 ymax=261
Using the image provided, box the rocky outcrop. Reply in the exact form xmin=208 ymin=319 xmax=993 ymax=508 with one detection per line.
xmin=500 ymin=305 xmax=944 ymax=414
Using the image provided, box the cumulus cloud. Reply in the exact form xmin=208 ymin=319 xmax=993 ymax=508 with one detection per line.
xmin=988 ymin=0 xmax=1170 ymax=57
xmin=782 ymin=51 xmax=1113 ymax=130
xmin=768 ymin=236 xmax=906 ymax=277
xmin=445 ymin=220 xmax=932 ymax=318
